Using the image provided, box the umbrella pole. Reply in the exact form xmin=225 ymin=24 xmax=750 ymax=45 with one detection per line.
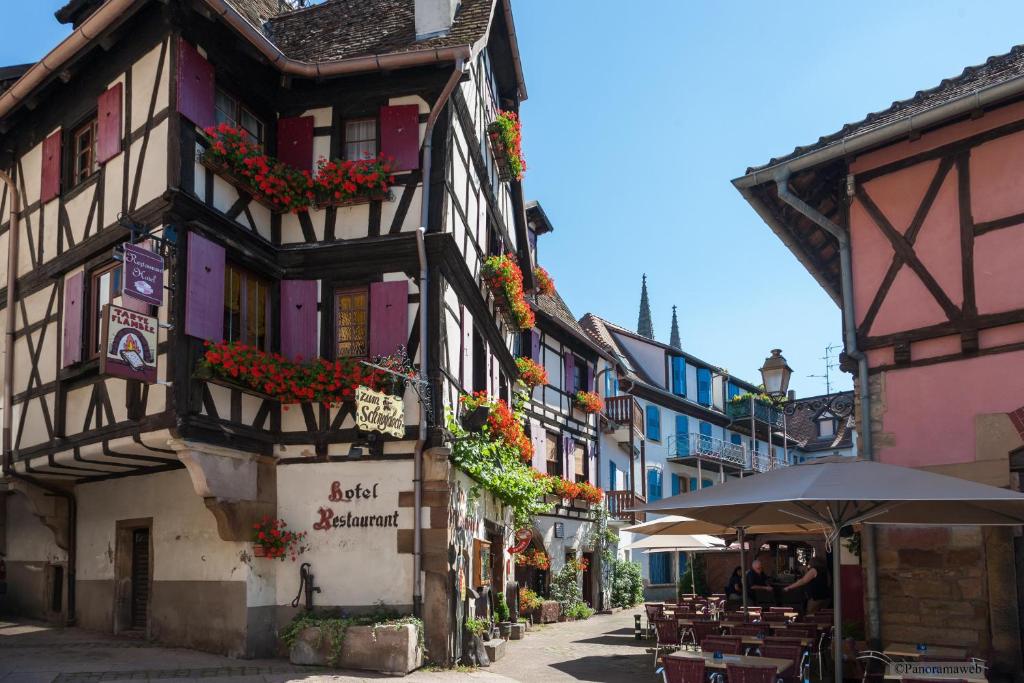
xmin=689 ymin=551 xmax=695 ymax=596
xmin=738 ymin=527 xmax=748 ymax=617
xmin=832 ymin=529 xmax=843 ymax=683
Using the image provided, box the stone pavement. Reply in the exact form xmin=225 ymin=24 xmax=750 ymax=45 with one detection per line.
xmin=0 ymin=609 xmax=653 ymax=683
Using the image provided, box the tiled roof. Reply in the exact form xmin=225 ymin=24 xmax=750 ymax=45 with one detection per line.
xmin=534 ymin=291 xmax=607 ymax=358
xmin=749 ymin=43 xmax=1024 ymax=173
xmin=227 ymin=0 xmax=281 ymax=28
xmin=783 ymin=392 xmax=855 ymax=452
xmin=266 ymin=0 xmax=493 ymax=62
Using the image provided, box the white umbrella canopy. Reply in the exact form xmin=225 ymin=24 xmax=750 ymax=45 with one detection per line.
xmin=624 ymin=514 xmax=823 ymax=537
xmin=638 ymin=457 xmax=1024 ymax=683
xmin=622 ymin=533 xmax=726 ymax=551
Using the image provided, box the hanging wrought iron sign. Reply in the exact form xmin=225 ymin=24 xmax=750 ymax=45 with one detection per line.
xmin=508 ymin=528 xmax=533 ymax=554
xmin=100 ymin=304 xmax=158 ymax=383
xmin=121 ymin=242 xmax=164 ymax=307
xmin=355 ymin=385 xmax=405 ymax=437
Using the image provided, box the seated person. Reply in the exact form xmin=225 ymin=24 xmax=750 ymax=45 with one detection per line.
xmin=725 ymin=566 xmax=743 ymax=601
xmin=746 ymin=559 xmax=774 ymax=605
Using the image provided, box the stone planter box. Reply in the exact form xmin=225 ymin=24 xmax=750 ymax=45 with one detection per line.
xmin=289 ymin=624 xmax=423 ymax=674
xmin=532 ymin=600 xmax=560 ymax=624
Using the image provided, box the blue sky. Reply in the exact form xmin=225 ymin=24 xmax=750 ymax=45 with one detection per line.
xmin=5 ymin=1 xmax=1024 ymax=395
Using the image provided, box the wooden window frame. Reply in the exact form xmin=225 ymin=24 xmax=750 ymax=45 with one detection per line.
xmin=214 ymin=87 xmax=264 ymax=144
xmin=334 ymin=286 xmax=370 ymax=359
xmin=341 ymin=117 xmax=379 ymax=161
xmin=223 ymin=263 xmax=270 ymax=350
xmin=88 ymin=261 xmax=122 ymax=360
xmin=71 ymin=116 xmax=99 ymax=188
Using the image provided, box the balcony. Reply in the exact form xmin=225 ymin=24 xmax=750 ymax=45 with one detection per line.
xmin=726 ymin=399 xmax=783 ymax=428
xmin=666 ymin=432 xmax=747 ymax=472
xmin=605 ymin=395 xmax=644 ymax=437
xmin=606 ymin=490 xmax=646 ymax=524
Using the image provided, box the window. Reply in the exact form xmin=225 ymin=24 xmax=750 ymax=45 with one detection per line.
xmin=224 ymin=265 xmax=269 ymax=350
xmin=72 ymin=117 xmax=98 ymax=187
xmin=335 ymin=287 xmax=369 ymax=357
xmin=671 ymin=356 xmax=686 ymax=396
xmin=696 ymin=367 xmax=712 ymax=406
xmin=646 ymin=405 xmax=661 ymax=441
xmin=699 ymin=421 xmax=713 ymax=450
xmin=817 ymin=417 xmax=837 ymax=437
xmin=545 ymin=432 xmax=558 ymax=477
xmin=608 ymin=462 xmax=618 ymax=491
xmin=603 ymin=370 xmax=619 ymax=398
xmin=650 ymin=551 xmax=672 ymax=584
xmin=727 ymin=381 xmax=743 ymax=401
xmin=89 ymin=262 xmax=122 ymax=357
xmin=214 ymin=88 xmax=264 ymax=143
xmin=573 ymin=357 xmax=585 ymax=394
xmin=646 ymin=467 xmax=662 ymax=502
xmin=343 ymin=118 xmax=377 ymax=160
xmin=676 ymin=552 xmax=688 ymax=582
xmin=671 ymin=473 xmax=683 ymax=496
xmin=573 ymin=441 xmax=586 ymax=483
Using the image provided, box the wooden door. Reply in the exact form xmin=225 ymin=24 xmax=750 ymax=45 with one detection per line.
xmin=130 ymin=528 xmax=150 ymax=629
xmin=582 ymin=552 xmax=595 ymax=607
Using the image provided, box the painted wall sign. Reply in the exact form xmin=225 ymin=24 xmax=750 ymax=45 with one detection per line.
xmin=355 ymin=385 xmax=405 ymax=437
xmin=313 ymin=480 xmax=400 ymax=530
xmin=122 ymin=243 xmax=164 ymax=306
xmin=100 ymin=304 xmax=158 ymax=383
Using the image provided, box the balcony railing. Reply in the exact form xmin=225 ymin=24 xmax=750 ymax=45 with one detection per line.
xmin=606 ymin=490 xmax=646 ymax=523
xmin=750 ymin=453 xmax=785 ymax=473
xmin=726 ymin=399 xmax=783 ymax=427
xmin=666 ymin=432 xmax=747 ymax=468
xmin=605 ymin=395 xmax=644 ymax=437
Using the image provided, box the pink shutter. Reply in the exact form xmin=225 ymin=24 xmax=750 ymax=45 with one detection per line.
xmin=563 ymin=352 xmax=575 ymax=395
xmin=280 ymin=280 xmax=318 ymax=361
xmin=587 ymin=443 xmax=597 ymax=486
xmin=176 ymin=38 xmax=215 ymax=129
xmin=369 ymin=280 xmax=408 ymax=358
xmin=41 ymin=131 xmax=61 ymax=204
xmin=277 ymin=116 xmax=314 ymax=172
xmin=184 ymin=231 xmax=225 ymax=340
xmin=530 ymin=419 xmax=546 ymax=472
xmin=61 ymin=272 xmax=85 ymax=367
xmin=562 ymin=434 xmax=574 ymax=480
xmin=379 ymin=104 xmax=420 ymax=171
xmin=530 ymin=329 xmax=541 ymax=362
xmin=96 ymin=83 xmax=122 ymax=163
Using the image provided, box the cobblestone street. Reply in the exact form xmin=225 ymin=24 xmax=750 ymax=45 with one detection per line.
xmin=1 ymin=610 xmax=652 ymax=683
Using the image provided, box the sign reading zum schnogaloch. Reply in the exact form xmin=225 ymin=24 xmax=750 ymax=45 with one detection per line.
xmin=100 ymin=304 xmax=158 ymax=383
xmin=355 ymin=385 xmax=404 ymax=437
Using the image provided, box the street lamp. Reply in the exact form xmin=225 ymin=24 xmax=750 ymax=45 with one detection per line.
xmin=759 ymin=349 xmax=793 ymax=398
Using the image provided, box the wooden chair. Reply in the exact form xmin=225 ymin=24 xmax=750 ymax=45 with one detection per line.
xmin=645 ymin=603 xmax=666 ymax=636
xmin=652 ymin=617 xmax=682 ymax=669
xmin=762 ymin=643 xmax=804 ymax=683
xmin=701 ymin=635 xmax=743 ymax=655
xmin=779 ymin=623 xmax=816 ymax=638
xmin=769 ymin=606 xmax=792 ymax=613
xmin=684 ymin=620 xmax=721 ymax=650
xmin=662 ymin=656 xmax=707 ymax=683
xmin=731 ymin=624 xmax=766 ymax=637
xmin=726 ymin=663 xmax=778 ymax=683
xmin=763 ymin=611 xmax=790 ymax=623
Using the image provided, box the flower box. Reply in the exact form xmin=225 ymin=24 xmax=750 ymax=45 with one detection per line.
xmin=314 ymin=190 xmax=392 ymax=210
xmin=253 ymin=543 xmax=267 ymax=557
xmin=487 ymin=126 xmax=515 ymax=183
xmin=486 ymin=111 xmax=525 ymax=183
xmin=199 ymin=154 xmax=291 ymax=214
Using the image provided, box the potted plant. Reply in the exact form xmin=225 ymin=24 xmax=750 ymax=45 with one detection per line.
xmin=312 ymin=155 xmax=396 ymax=208
xmin=481 ymin=254 xmax=535 ymax=331
xmin=463 ymin=617 xmax=490 ymax=666
xmin=251 ymin=516 xmax=308 ymax=561
xmin=495 ymin=594 xmax=512 ymax=639
xmin=573 ymin=391 xmax=604 ymax=414
xmin=533 ymin=266 xmax=555 ymax=296
xmin=515 ymin=356 xmax=548 ymax=390
xmin=486 ymin=110 xmax=526 ymax=182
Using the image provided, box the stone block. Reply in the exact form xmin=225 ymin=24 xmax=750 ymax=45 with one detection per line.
xmin=883 ymin=527 xmax=951 ymax=550
xmin=289 ymin=624 xmax=423 ymax=674
xmin=883 ymin=625 xmax=979 ymax=649
xmin=897 ymin=549 xmax=945 ymax=569
xmin=957 ymin=579 xmax=983 ymax=600
xmin=947 ymin=548 xmax=983 ymax=567
xmin=509 ymin=623 xmax=525 ymax=640
xmin=484 ymin=638 xmax=506 ymax=661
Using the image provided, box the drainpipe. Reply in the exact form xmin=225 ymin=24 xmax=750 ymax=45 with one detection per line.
xmin=771 ymin=168 xmax=881 ymax=645
xmin=0 ymin=170 xmax=77 ymax=625
xmin=412 ymin=58 xmax=466 ymax=619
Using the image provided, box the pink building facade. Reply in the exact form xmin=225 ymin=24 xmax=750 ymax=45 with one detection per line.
xmin=737 ymin=48 xmax=1024 ymax=678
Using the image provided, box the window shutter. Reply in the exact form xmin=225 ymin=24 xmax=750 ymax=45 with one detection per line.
xmin=699 ymin=421 xmax=713 ymax=451
xmin=379 ymin=104 xmax=420 ymax=171
xmin=280 ymin=280 xmax=318 ymax=361
xmin=40 ymin=131 xmax=61 ymax=204
xmin=176 ymin=38 xmax=215 ymax=129
xmin=585 ymin=363 xmax=594 ymax=393
xmin=61 ymin=272 xmax=85 ymax=367
xmin=562 ymin=434 xmax=573 ymax=479
xmin=96 ymin=83 xmax=123 ymax=163
xmin=277 ymin=116 xmax=314 ymax=172
xmin=369 ymin=280 xmax=408 ymax=358
xmin=646 ymin=405 xmax=660 ymax=441
xmin=586 ymin=443 xmax=596 ymax=486
xmin=608 ymin=462 xmax=616 ymax=491
xmin=697 ymin=367 xmax=711 ymax=406
xmin=530 ymin=329 xmax=541 ymax=362
xmin=674 ymin=415 xmax=689 ymax=456
xmin=563 ymin=352 xmax=575 ymax=394
xmin=184 ymin=231 xmax=225 ymax=340
xmin=529 ymin=419 xmax=546 ymax=473
xmin=647 ymin=468 xmax=661 ymax=502
xmin=671 ymin=473 xmax=681 ymax=497
xmin=671 ymin=356 xmax=686 ymax=396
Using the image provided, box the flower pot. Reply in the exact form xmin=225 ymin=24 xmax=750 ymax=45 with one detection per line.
xmin=498 ymin=621 xmax=512 ymax=639
xmin=486 ymin=126 xmax=515 ymax=183
xmin=199 ymin=155 xmax=295 ymax=214
xmin=314 ymin=191 xmax=392 ymax=209
xmin=253 ymin=543 xmax=267 ymax=557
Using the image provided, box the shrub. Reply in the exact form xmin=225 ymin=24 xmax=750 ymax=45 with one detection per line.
xmin=518 ymin=587 xmax=543 ymax=612
xmin=495 ymin=594 xmax=510 ymax=623
xmin=549 ymin=560 xmax=584 ymax=613
xmin=464 ymin=617 xmax=489 ymax=637
xmin=611 ymin=559 xmax=644 ymax=608
xmin=678 ymin=554 xmax=708 ymax=597
xmin=565 ymin=603 xmax=595 ymax=620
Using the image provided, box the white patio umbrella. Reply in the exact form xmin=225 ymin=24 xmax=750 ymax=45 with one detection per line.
xmin=623 ymin=533 xmax=728 ymax=596
xmin=638 ymin=457 xmax=1024 ymax=683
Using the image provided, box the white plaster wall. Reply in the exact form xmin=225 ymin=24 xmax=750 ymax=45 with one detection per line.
xmin=275 ymin=461 xmax=414 ymax=608
xmin=615 ymin=333 xmax=666 ymax=389
xmin=534 ymin=516 xmax=593 ymax=576
xmin=6 ymin=492 xmax=67 ymax=563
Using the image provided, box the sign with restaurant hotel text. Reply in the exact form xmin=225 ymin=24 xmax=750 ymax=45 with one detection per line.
xmin=100 ymin=304 xmax=158 ymax=383
xmin=355 ymin=385 xmax=405 ymax=437
xmin=121 ymin=243 xmax=164 ymax=306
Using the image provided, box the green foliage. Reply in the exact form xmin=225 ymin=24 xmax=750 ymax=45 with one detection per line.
xmin=464 ymin=617 xmax=489 ymax=637
xmin=585 ymin=504 xmax=618 ymax=565
xmin=565 ymin=602 xmax=595 ymax=620
xmin=278 ymin=608 xmax=423 ymax=666
xmin=843 ymin=531 xmax=862 ymax=557
xmin=495 ymin=594 xmax=510 ymax=623
xmin=446 ymin=393 xmax=552 ymax=528
xmin=610 ymin=559 xmax=644 ymax=608
xmin=679 ymin=554 xmax=709 ymax=597
xmin=518 ymin=587 xmax=543 ymax=612
xmin=729 ymin=387 xmax=785 ymax=407
xmin=549 ymin=561 xmax=584 ymax=613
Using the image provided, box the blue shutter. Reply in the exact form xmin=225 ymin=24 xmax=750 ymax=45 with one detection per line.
xmin=650 ymin=553 xmax=672 ymax=584
xmin=604 ymin=371 xmax=613 ymax=398
xmin=646 ymin=405 xmax=661 ymax=441
xmin=677 ymin=552 xmax=688 ymax=581
xmin=647 ymin=468 xmax=662 ymax=501
xmin=689 ymin=477 xmax=698 ymax=491
xmin=609 ymin=462 xmax=616 ymax=490
xmin=727 ymin=381 xmax=741 ymax=401
xmin=563 ymin=353 xmax=575 ymax=394
xmin=671 ymin=473 xmax=681 ymax=496
xmin=671 ymin=356 xmax=686 ymax=396
xmin=699 ymin=421 xmax=712 ymax=451
xmin=702 ymin=479 xmax=713 ymax=488
xmin=697 ymin=368 xmax=712 ymax=406
xmin=730 ymin=433 xmax=742 ymax=446
xmin=674 ymin=415 xmax=689 ymax=456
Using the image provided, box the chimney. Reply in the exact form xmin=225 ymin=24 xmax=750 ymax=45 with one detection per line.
xmin=415 ymin=0 xmax=460 ymax=40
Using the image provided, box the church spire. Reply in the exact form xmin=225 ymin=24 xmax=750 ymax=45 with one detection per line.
xmin=637 ymin=274 xmax=654 ymax=339
xmin=669 ymin=305 xmax=681 ymax=350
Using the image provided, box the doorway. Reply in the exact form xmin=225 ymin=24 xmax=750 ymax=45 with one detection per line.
xmin=114 ymin=519 xmax=152 ymax=635
xmin=581 ymin=552 xmax=595 ymax=607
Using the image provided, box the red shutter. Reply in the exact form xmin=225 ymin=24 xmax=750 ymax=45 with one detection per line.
xmin=277 ymin=116 xmax=314 ymax=172
xmin=176 ymin=38 xmax=215 ymax=129
xmin=379 ymin=104 xmax=420 ymax=171
xmin=40 ymin=131 xmax=61 ymax=204
xmin=96 ymin=83 xmax=122 ymax=163
xmin=184 ymin=231 xmax=225 ymax=340
xmin=369 ymin=280 xmax=408 ymax=358
xmin=61 ymin=272 xmax=85 ymax=367
xmin=280 ymin=280 xmax=318 ymax=361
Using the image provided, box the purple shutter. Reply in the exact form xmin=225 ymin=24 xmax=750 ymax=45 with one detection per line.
xmin=369 ymin=280 xmax=408 ymax=358
xmin=61 ymin=272 xmax=85 ymax=367
xmin=379 ymin=104 xmax=420 ymax=171
xmin=587 ymin=443 xmax=597 ymax=486
xmin=563 ymin=352 xmax=575 ymax=395
xmin=176 ymin=38 xmax=215 ymax=129
xmin=41 ymin=131 xmax=61 ymax=204
xmin=280 ymin=280 xmax=318 ymax=361
xmin=562 ymin=434 xmax=574 ymax=480
xmin=530 ymin=329 xmax=541 ymax=361
xmin=185 ymin=231 xmax=225 ymax=340
xmin=277 ymin=116 xmax=314 ymax=172
xmin=586 ymin=363 xmax=594 ymax=392
xmin=530 ymin=419 xmax=546 ymax=472
xmin=96 ymin=83 xmax=122 ymax=163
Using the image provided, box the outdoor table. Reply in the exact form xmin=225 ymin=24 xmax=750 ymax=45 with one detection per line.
xmin=884 ymin=643 xmax=969 ymax=660
xmin=883 ymin=675 xmax=985 ymax=683
xmin=667 ymin=650 xmax=793 ymax=675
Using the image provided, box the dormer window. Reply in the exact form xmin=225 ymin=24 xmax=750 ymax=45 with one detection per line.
xmin=817 ymin=416 xmax=838 ymax=438
xmin=215 ymin=88 xmax=263 ymax=144
xmin=343 ymin=118 xmax=377 ymax=160
xmin=72 ymin=117 xmax=98 ymax=187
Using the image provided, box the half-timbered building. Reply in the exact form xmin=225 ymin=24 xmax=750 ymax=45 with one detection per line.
xmin=0 ymin=0 xmax=536 ymax=663
xmin=735 ymin=43 xmax=1024 ymax=677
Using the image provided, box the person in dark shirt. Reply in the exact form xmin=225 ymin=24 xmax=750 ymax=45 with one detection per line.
xmin=784 ymin=555 xmax=831 ymax=613
xmin=745 ymin=559 xmax=773 ymax=603
xmin=725 ymin=566 xmax=743 ymax=600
